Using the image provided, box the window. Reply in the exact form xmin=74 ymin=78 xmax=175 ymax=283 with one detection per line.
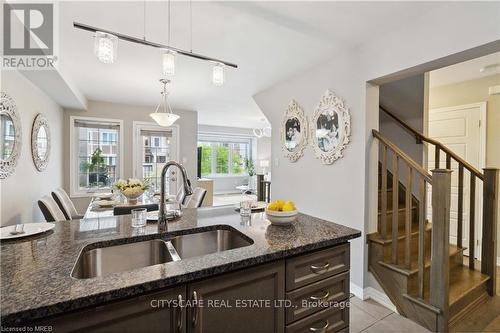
xmin=198 ymin=136 xmax=252 ymax=177
xmin=138 ymin=128 xmax=173 ymax=192
xmin=71 ymin=117 xmax=123 ymax=196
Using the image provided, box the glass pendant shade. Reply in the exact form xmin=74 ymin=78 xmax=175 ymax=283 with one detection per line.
xmin=162 ymin=50 xmax=176 ymax=76
xmin=150 ymin=112 xmax=180 ymax=127
xmin=212 ymin=63 xmax=225 ymax=86
xmin=94 ymin=31 xmax=118 ymax=64
xmin=150 ymin=79 xmax=180 ymax=127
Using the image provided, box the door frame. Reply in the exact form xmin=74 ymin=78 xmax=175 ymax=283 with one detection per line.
xmin=427 ymin=102 xmax=487 ymax=259
xmin=132 ymin=121 xmax=180 ymax=191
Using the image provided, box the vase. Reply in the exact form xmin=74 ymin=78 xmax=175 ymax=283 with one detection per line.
xmin=121 ymin=190 xmax=144 ymax=205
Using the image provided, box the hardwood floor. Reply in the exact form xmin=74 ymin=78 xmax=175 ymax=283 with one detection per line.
xmin=451 ymin=265 xmax=500 ymax=332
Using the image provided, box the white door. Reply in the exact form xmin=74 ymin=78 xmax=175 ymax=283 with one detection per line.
xmin=426 ymin=102 xmax=486 ymax=258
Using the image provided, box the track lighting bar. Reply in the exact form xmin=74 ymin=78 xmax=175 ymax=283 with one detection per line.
xmin=73 ymin=22 xmax=238 ymax=69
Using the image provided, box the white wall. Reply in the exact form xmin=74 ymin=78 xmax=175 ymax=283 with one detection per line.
xmin=64 ymin=100 xmax=198 ymax=212
xmin=379 ymin=74 xmax=426 ymax=165
xmin=254 ymin=1 xmax=500 ymax=294
xmin=1 ymin=71 xmax=64 ymax=226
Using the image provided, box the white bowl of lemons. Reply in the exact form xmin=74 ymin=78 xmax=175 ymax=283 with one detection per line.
xmin=265 ymin=200 xmax=298 ymax=226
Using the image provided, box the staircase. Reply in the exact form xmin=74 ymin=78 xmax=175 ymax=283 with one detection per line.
xmin=368 ymin=107 xmax=499 ymax=332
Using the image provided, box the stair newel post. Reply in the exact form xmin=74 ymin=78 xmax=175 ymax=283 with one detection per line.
xmin=481 ymin=168 xmax=499 ymax=296
xmin=429 ymin=169 xmax=452 ymax=332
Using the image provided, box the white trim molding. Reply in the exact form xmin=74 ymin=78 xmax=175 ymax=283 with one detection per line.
xmin=363 ymin=287 xmax=398 ymax=314
xmin=132 ymin=121 xmax=180 ymax=178
xmin=69 ymin=116 xmax=124 ymax=198
xmin=350 ymin=283 xmax=398 ymax=314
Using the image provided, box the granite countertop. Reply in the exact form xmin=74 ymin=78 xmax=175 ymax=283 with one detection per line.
xmin=0 ymin=206 xmax=361 ymax=324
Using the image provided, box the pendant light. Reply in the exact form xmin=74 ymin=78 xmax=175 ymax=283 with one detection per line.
xmin=212 ymin=63 xmax=225 ymax=86
xmin=94 ymin=31 xmax=118 ymax=63
xmin=162 ymin=0 xmax=176 ymax=76
xmin=162 ymin=50 xmax=176 ymax=76
xmin=150 ymin=79 xmax=180 ymax=127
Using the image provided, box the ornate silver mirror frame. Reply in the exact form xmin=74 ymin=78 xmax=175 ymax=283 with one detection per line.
xmin=281 ymin=100 xmax=308 ymax=162
xmin=310 ymin=90 xmax=351 ymax=165
xmin=0 ymin=92 xmax=22 ymax=179
xmin=31 ymin=113 xmax=51 ymax=171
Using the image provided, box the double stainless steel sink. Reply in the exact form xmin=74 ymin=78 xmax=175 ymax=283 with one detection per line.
xmin=71 ymin=228 xmax=253 ymax=279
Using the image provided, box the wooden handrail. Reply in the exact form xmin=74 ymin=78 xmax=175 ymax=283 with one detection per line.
xmin=373 ymin=130 xmax=432 ymax=183
xmin=380 ymin=105 xmax=484 ymax=181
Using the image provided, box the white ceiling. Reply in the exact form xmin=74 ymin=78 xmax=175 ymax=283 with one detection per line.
xmin=57 ymin=1 xmax=440 ymax=128
xmin=430 ymin=52 xmax=500 ymax=88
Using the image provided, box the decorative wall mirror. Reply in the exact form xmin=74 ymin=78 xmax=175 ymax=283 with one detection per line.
xmin=0 ymin=92 xmax=22 ymax=179
xmin=31 ymin=113 xmax=51 ymax=171
xmin=310 ymin=90 xmax=351 ymax=165
xmin=281 ymin=100 xmax=308 ymax=162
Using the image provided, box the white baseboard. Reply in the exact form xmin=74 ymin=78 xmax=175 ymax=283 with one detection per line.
xmin=350 ymin=283 xmax=398 ymax=314
xmin=363 ymin=287 xmax=398 ymax=313
xmin=350 ymin=282 xmax=364 ymax=300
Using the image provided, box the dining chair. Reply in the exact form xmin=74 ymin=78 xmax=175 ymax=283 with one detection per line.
xmin=183 ymin=187 xmax=207 ymax=208
xmin=51 ymin=188 xmax=84 ymax=220
xmin=38 ymin=195 xmax=69 ymax=222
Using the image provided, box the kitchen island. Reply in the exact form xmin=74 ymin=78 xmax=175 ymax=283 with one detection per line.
xmin=1 ymin=206 xmax=361 ymax=332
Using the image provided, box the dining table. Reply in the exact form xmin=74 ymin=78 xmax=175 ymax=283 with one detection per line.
xmin=83 ymin=194 xmax=159 ymax=219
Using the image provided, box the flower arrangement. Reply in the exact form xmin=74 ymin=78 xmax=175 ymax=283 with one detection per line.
xmin=113 ymin=178 xmax=150 ymax=204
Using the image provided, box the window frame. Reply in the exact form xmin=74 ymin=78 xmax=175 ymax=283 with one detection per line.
xmin=132 ymin=121 xmax=180 ymax=189
xmin=198 ymin=133 xmax=254 ymax=178
xmin=69 ymin=116 xmax=124 ymax=198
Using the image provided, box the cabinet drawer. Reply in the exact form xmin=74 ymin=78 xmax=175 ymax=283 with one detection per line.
xmin=286 ymin=243 xmax=349 ymax=291
xmin=286 ymin=272 xmax=349 ymax=324
xmin=285 ymin=305 xmax=349 ymax=333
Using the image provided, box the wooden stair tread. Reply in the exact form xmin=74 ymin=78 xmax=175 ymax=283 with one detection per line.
xmin=410 ymin=266 xmax=490 ymax=306
xmin=446 ymin=266 xmax=489 ymax=306
xmin=378 ymin=244 xmax=463 ymax=276
xmin=377 ymin=205 xmax=418 ymax=215
xmin=368 ymin=222 xmax=431 ymax=245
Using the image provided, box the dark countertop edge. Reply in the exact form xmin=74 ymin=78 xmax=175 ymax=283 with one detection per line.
xmin=1 ymin=231 xmax=361 ymax=324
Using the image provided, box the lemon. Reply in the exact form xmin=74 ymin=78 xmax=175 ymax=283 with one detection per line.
xmin=282 ymin=201 xmax=296 ymax=212
xmin=267 ymin=202 xmax=279 ymax=211
xmin=275 ymin=200 xmax=285 ymax=211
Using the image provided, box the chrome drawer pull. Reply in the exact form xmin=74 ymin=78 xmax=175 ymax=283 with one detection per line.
xmin=309 ymin=290 xmax=330 ymax=301
xmin=192 ymin=291 xmax=199 ymax=327
xmin=310 ymin=262 xmax=330 ymax=273
xmin=177 ymin=294 xmax=183 ymax=333
xmin=309 ymin=320 xmax=329 ymax=332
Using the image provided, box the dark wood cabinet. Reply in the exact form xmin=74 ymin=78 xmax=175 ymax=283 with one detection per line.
xmin=39 ymin=286 xmax=186 ymax=333
xmin=187 ymin=261 xmax=285 ymax=333
xmin=38 ymin=243 xmax=351 ymax=333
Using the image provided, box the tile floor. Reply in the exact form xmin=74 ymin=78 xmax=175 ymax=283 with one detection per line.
xmin=350 ymin=297 xmax=430 ymax=333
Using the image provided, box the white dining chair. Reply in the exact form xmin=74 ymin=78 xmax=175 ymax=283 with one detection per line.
xmin=38 ymin=195 xmax=69 ymax=222
xmin=51 ymin=188 xmax=84 ymax=220
xmin=183 ymin=187 xmax=207 ymax=208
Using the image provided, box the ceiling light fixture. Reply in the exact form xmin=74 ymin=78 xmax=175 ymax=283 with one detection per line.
xmin=162 ymin=0 xmax=176 ymax=76
xmin=94 ymin=31 xmax=118 ymax=64
xmin=162 ymin=50 xmax=176 ymax=76
xmin=150 ymin=79 xmax=180 ymax=127
xmin=75 ymin=4 xmax=237 ymax=78
xmin=212 ymin=63 xmax=225 ymax=87
xmin=253 ymin=119 xmax=272 ymax=138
